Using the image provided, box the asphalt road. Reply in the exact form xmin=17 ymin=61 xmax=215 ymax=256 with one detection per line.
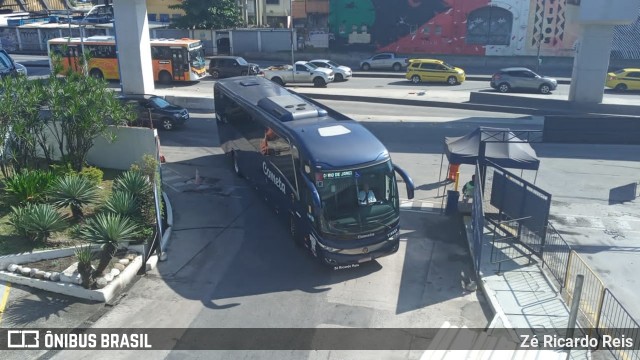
xmin=2 ymin=106 xmax=540 ymax=360
xmin=323 ymin=101 xmax=640 ymax=321
xmin=0 ymin=82 xmax=637 ymax=359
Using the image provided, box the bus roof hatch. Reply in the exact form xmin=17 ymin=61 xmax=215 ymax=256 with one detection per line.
xmin=257 ymin=95 xmax=327 ymax=122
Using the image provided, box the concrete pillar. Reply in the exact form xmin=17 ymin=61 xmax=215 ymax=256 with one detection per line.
xmin=568 ymin=0 xmax=640 ymax=103
xmin=113 ymin=0 xmax=154 ymax=94
xmin=568 ymin=25 xmax=615 ymax=103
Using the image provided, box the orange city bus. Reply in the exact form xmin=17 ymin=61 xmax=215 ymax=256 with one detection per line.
xmin=47 ymin=36 xmax=208 ymax=84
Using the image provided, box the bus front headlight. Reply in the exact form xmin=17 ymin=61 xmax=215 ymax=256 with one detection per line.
xmin=317 ymin=241 xmax=339 ymax=253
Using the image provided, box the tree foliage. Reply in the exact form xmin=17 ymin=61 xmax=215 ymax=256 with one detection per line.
xmin=169 ymin=0 xmax=242 ymax=29
xmin=0 ymin=51 xmax=134 ymax=175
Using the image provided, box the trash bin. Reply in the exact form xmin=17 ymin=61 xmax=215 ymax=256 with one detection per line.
xmin=445 ymin=190 xmax=459 ymax=215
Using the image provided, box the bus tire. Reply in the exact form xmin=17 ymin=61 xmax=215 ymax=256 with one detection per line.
xmin=159 ymin=71 xmax=172 ymax=85
xmin=89 ymin=68 xmax=103 ymax=79
xmin=313 ymin=77 xmax=326 ymax=88
xmin=290 ymin=215 xmax=305 ymax=247
xmin=232 ymin=151 xmax=242 ymax=177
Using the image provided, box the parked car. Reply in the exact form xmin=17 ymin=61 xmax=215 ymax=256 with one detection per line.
xmin=309 ymin=59 xmax=352 ymax=81
xmin=490 ymin=67 xmax=558 ymax=94
xmin=208 ymin=56 xmax=260 ymax=79
xmin=118 ymin=94 xmax=189 ymax=131
xmin=405 ymin=59 xmax=465 ymax=85
xmin=359 ymin=53 xmax=409 ymax=71
xmin=0 ymin=49 xmax=19 ymax=79
xmin=262 ymin=61 xmax=334 ymax=87
xmin=605 ymin=68 xmax=640 ymax=91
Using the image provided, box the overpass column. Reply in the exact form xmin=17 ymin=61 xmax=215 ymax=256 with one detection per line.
xmin=568 ymin=25 xmax=615 ymax=103
xmin=113 ymin=0 xmax=154 ymax=94
xmin=568 ymin=0 xmax=640 ymax=104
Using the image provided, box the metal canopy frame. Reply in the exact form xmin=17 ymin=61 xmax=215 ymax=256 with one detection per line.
xmin=437 ymin=128 xmax=544 ymax=200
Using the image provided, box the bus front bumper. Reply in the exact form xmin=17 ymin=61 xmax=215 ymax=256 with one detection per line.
xmin=319 ymin=240 xmax=400 ymax=269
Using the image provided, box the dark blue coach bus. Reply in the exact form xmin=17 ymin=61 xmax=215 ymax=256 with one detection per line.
xmin=214 ymin=76 xmax=414 ymax=267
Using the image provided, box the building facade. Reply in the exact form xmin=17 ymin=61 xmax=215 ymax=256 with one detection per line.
xmin=145 ymin=0 xmax=183 ymax=23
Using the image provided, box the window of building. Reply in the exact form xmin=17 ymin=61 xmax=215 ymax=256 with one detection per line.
xmin=466 ymin=6 xmax=513 ymax=45
xmin=159 ymin=14 xmax=170 ymax=23
xmin=266 ymin=0 xmax=279 ymax=4
xmin=148 ymin=14 xmax=157 ymax=22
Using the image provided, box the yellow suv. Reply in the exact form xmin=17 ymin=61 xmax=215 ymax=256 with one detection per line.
xmin=405 ymin=59 xmax=465 ymax=85
xmin=605 ymin=68 xmax=640 ymax=91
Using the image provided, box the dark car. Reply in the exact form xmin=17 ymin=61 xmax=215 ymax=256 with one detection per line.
xmin=490 ymin=67 xmax=558 ymax=94
xmin=118 ymin=94 xmax=189 ymax=131
xmin=0 ymin=49 xmax=19 ymax=79
xmin=208 ymin=56 xmax=260 ymax=79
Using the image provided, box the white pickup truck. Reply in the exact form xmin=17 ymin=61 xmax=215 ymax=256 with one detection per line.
xmin=262 ymin=61 xmax=334 ymax=87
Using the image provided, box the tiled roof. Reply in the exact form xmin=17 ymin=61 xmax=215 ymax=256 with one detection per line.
xmin=0 ymin=0 xmax=69 ymax=12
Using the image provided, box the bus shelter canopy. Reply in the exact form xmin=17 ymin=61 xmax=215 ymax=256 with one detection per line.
xmin=444 ymin=127 xmax=540 ymax=171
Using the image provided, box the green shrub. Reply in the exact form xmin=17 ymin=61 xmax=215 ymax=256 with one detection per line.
xmin=113 ymin=171 xmax=150 ymax=200
xmin=8 ymin=205 xmax=33 ymax=238
xmin=80 ymin=213 xmax=140 ymax=276
xmin=50 ymin=162 xmax=76 ymax=177
xmin=79 ymin=166 xmax=103 ymax=186
xmin=48 ymin=175 xmax=100 ymax=219
xmin=104 ymin=191 xmax=138 ymax=218
xmin=3 ymin=169 xmax=57 ymax=205
xmin=75 ymin=244 xmax=94 ymax=289
xmin=22 ymin=204 xmax=69 ymax=243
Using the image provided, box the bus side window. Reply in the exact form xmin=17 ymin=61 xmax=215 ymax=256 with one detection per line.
xmin=266 ymin=135 xmax=297 ymax=193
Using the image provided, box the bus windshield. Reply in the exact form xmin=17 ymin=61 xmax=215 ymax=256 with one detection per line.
xmin=189 ymin=47 xmax=206 ymax=69
xmin=318 ymin=161 xmax=399 ymax=236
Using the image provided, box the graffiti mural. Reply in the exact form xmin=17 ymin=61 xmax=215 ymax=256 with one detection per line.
xmin=328 ymin=0 xmax=587 ymax=56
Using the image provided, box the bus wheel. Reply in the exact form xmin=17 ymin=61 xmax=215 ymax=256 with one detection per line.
xmin=290 ymin=216 xmax=305 ymax=247
xmin=89 ymin=69 xmax=103 ymax=79
xmin=232 ymin=151 xmax=242 ymax=177
xmin=159 ymin=71 xmax=172 ymax=85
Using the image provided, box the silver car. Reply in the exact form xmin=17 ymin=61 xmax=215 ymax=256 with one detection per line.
xmin=490 ymin=67 xmax=557 ymax=94
xmin=309 ymin=59 xmax=352 ymax=82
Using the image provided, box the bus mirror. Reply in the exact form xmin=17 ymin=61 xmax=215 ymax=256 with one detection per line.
xmin=393 ymin=164 xmax=415 ymax=199
xmin=300 ymin=170 xmax=322 ymax=207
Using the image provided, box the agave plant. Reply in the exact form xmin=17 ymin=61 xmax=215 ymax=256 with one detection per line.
xmin=113 ymin=171 xmax=151 ymax=201
xmin=48 ymin=174 xmax=100 ymax=219
xmin=3 ymin=169 xmax=57 ymax=204
xmin=80 ymin=213 xmax=140 ymax=277
xmin=103 ymin=191 xmax=138 ymax=218
xmin=22 ymin=204 xmax=69 ymax=243
xmin=74 ymin=244 xmax=95 ymax=289
xmin=8 ymin=204 xmax=34 ymax=238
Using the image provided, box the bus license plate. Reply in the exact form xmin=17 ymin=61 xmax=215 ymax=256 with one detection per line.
xmin=358 ymin=256 xmax=372 ymax=263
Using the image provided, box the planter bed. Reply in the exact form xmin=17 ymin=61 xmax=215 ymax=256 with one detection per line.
xmin=0 ymin=244 xmax=143 ymax=302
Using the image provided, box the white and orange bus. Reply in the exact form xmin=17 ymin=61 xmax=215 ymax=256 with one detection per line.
xmin=47 ymin=36 xmax=208 ymax=83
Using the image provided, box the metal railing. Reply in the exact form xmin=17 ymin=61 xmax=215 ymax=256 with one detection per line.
xmin=470 ymin=162 xmax=485 ymax=276
xmin=563 ymin=250 xmax=606 ymax=332
xmin=596 ymin=289 xmax=640 ymax=360
xmin=541 ymin=222 xmax=572 ymax=292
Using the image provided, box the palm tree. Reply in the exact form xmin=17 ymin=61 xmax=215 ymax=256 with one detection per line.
xmin=80 ymin=213 xmax=140 ymax=277
xmin=49 ymin=174 xmax=100 ymax=219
